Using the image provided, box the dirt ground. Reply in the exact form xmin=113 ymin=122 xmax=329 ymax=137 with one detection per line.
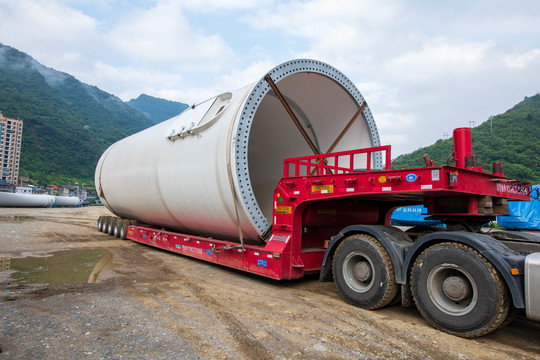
xmin=1 ymin=207 xmax=539 ymax=360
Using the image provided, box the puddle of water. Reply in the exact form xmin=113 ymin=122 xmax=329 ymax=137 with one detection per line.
xmin=0 ymin=215 xmax=37 ymax=221
xmin=1 ymin=249 xmax=114 ymax=285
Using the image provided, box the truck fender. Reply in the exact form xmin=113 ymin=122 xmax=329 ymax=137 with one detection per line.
xmin=403 ymin=231 xmax=526 ymax=308
xmin=319 ymin=225 xmax=414 ymax=284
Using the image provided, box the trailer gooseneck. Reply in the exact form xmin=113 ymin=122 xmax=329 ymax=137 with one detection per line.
xmin=97 ymin=126 xmax=540 ymax=338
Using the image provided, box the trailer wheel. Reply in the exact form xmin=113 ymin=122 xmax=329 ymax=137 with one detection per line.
xmin=105 ymin=217 xmax=110 ymax=233
xmin=119 ymin=220 xmax=129 ymax=240
xmin=333 ymin=234 xmax=398 ymax=309
xmin=500 ymin=306 xmax=519 ymax=329
xmin=113 ymin=218 xmax=121 ymax=238
xmin=99 ymin=216 xmax=110 ymax=232
xmin=410 ymin=242 xmax=510 ymax=338
xmin=97 ymin=216 xmax=104 ymax=231
xmin=107 ymin=217 xmax=116 ymax=235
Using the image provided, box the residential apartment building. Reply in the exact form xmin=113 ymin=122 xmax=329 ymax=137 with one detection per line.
xmin=0 ymin=112 xmax=23 ymax=184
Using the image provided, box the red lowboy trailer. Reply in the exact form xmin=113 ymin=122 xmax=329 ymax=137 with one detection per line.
xmin=97 ymin=127 xmax=540 ymax=338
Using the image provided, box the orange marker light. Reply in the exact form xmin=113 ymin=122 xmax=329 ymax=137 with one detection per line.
xmin=511 ymin=268 xmax=519 ymax=275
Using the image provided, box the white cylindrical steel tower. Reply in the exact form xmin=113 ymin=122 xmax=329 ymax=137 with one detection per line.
xmin=95 ymin=59 xmax=380 ymax=243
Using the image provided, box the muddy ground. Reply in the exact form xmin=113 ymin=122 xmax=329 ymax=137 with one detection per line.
xmin=0 ymin=207 xmax=539 ymax=360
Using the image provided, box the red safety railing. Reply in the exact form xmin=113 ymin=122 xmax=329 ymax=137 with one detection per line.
xmin=283 ymin=145 xmax=392 ymax=177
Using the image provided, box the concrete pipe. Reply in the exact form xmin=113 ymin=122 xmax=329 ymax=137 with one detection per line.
xmin=95 ymin=59 xmax=380 ymax=243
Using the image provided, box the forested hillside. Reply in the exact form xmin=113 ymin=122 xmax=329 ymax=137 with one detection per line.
xmin=392 ymin=94 xmax=540 ymax=183
xmin=0 ymin=44 xmax=154 ymax=187
xmin=128 ymin=94 xmax=188 ymax=124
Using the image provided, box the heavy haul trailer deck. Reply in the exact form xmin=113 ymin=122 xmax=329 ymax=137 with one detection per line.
xmin=97 ymin=128 xmax=540 ymax=338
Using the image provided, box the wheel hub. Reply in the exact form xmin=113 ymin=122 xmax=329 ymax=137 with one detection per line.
xmin=426 ymin=264 xmax=478 ymax=316
xmin=343 ymin=251 xmax=375 ymax=293
xmin=442 ymin=276 xmax=472 ymax=301
xmin=353 ymin=261 xmax=372 ymax=282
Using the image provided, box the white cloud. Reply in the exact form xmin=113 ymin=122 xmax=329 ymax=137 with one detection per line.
xmin=242 ymin=0 xmax=398 ymax=63
xmin=384 ymin=39 xmax=494 ymax=82
xmin=87 ymin=62 xmax=184 ymax=102
xmin=355 ymin=81 xmax=401 ymax=110
xmin=177 ymin=0 xmax=270 ymax=12
xmin=505 ymin=49 xmax=540 ymax=69
xmin=244 ymin=0 xmax=398 ymax=33
xmin=351 ymin=111 xmax=414 ymax=157
xmin=107 ymin=2 xmax=236 ymax=71
xmin=375 ymin=112 xmax=417 ymax=151
xmin=215 ymin=60 xmax=275 ymax=90
xmin=376 ymin=112 xmax=416 ymax=131
xmin=0 ymin=0 xmax=98 ymax=59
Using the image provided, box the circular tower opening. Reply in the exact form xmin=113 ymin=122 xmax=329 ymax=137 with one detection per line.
xmin=234 ymin=59 xmax=380 ymax=234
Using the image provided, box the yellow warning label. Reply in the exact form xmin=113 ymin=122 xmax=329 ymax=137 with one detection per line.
xmin=311 ymin=184 xmax=334 ymax=194
xmin=276 ymin=206 xmax=292 ymax=214
xmin=378 ymin=176 xmax=387 ymax=183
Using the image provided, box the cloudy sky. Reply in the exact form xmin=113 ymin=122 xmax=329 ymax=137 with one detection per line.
xmin=1 ymin=0 xmax=539 ymax=156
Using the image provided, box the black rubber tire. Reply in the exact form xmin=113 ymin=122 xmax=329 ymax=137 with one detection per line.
xmin=107 ymin=217 xmax=116 ymax=235
xmin=500 ymin=306 xmax=519 ymax=329
xmin=113 ymin=218 xmax=121 ymax=238
xmin=99 ymin=216 xmax=110 ymax=232
xmin=333 ymin=234 xmax=398 ymax=309
xmin=119 ymin=220 xmax=129 ymax=240
xmin=97 ymin=216 xmax=104 ymax=231
xmin=410 ymin=242 xmax=510 ymax=338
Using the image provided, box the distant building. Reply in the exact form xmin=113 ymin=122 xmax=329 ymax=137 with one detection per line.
xmin=0 ymin=112 xmax=23 ymax=184
xmin=15 ymin=183 xmax=35 ymax=194
xmin=58 ymin=183 xmax=87 ymax=200
xmin=15 ymin=182 xmax=45 ymax=194
xmin=46 ymin=184 xmax=59 ymax=194
xmin=0 ymin=179 xmax=15 ymax=193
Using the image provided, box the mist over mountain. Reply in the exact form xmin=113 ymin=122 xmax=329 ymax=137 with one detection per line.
xmin=128 ymin=94 xmax=189 ymax=124
xmin=0 ymin=43 xmax=154 ymax=187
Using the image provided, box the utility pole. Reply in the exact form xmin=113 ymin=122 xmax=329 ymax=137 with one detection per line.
xmin=468 ymin=120 xmax=475 ymax=128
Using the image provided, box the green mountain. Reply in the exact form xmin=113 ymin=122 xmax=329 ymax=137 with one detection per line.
xmin=392 ymin=94 xmax=540 ymax=184
xmin=128 ymin=94 xmax=189 ymax=124
xmin=0 ymin=43 xmax=155 ymax=187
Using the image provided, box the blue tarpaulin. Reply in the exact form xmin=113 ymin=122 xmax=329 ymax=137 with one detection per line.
xmin=497 ymin=185 xmax=540 ymax=230
xmin=391 ymin=205 xmax=444 ymax=227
